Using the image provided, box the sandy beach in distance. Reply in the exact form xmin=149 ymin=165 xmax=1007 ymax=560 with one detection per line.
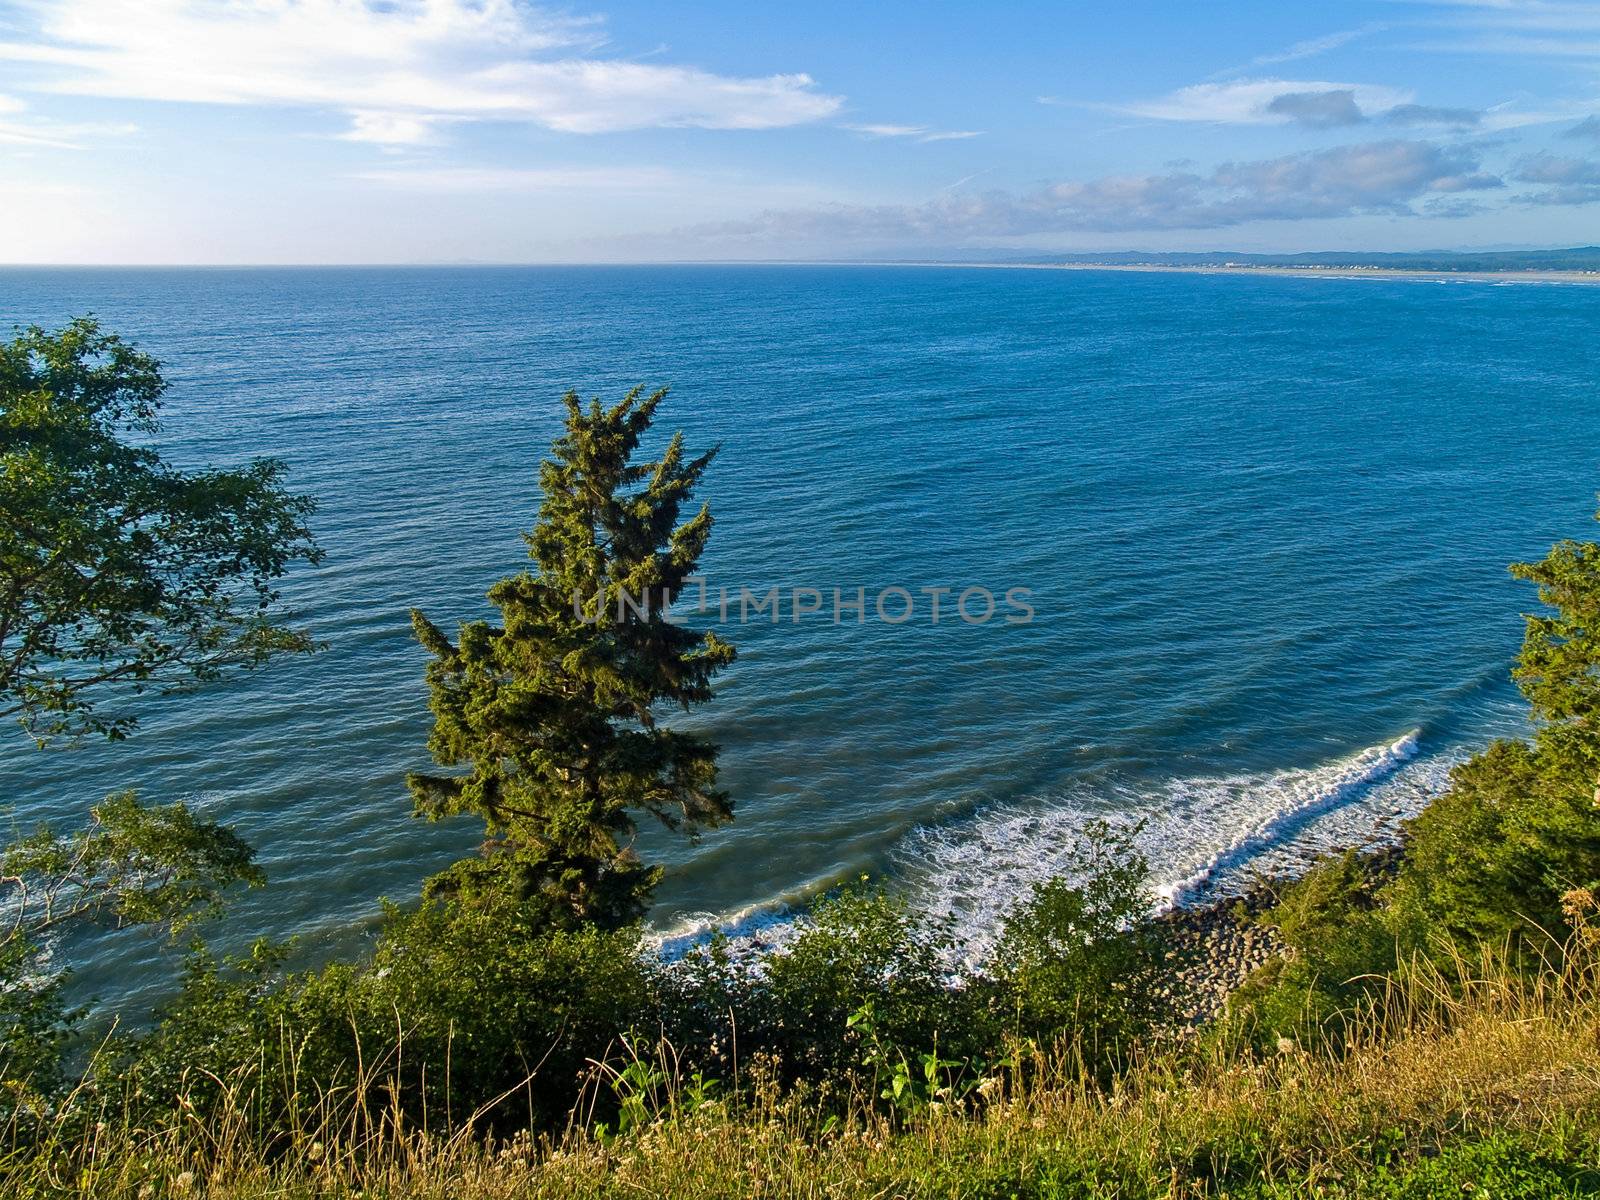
xmin=825 ymin=260 xmax=1600 ymax=285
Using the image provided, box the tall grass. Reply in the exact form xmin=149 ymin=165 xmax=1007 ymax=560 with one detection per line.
xmin=6 ymin=936 xmax=1600 ymax=1198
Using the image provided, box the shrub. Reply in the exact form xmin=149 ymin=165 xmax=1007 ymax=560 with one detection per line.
xmin=985 ymin=819 xmax=1161 ymax=1069
xmin=1228 ymin=850 xmax=1396 ymax=1044
xmin=127 ymin=896 xmax=660 ymax=1136
xmin=751 ymin=881 xmax=986 ymax=1084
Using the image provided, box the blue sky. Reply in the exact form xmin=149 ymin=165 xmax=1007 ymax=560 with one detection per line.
xmin=1 ymin=0 xmax=1598 ymax=263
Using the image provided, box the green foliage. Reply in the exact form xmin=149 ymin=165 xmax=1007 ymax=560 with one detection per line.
xmin=0 ymin=937 xmax=74 ymax=1110
xmin=0 ymin=318 xmax=321 ymax=743
xmin=408 ymin=386 xmax=735 ymax=928
xmin=664 ymin=826 xmax=1160 ymax=1106
xmin=2 ymin=791 xmax=264 ymax=940
xmin=847 ymin=999 xmax=980 ymax=1120
xmin=1228 ymin=851 xmax=1395 ymax=1043
xmin=0 ymin=792 xmax=264 ymax=1128
xmin=1391 ymin=739 xmax=1599 ymax=947
xmin=987 ymin=819 xmax=1160 ymax=1062
xmin=129 ymin=895 xmax=659 ymax=1134
xmin=1239 ymin=1134 xmax=1600 ymax=1199
xmin=1512 ymin=513 xmax=1600 ymax=787
xmin=1243 ymin=505 xmax=1600 ymax=1040
xmin=753 ymin=881 xmax=985 ymax=1084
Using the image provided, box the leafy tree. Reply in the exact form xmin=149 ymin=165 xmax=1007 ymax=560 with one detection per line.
xmin=409 ymin=387 xmax=735 ymax=928
xmin=0 ymin=791 xmax=263 ymax=1110
xmin=0 ymin=317 xmax=301 ymax=1117
xmin=988 ymin=820 xmax=1160 ymax=1063
xmin=0 ymin=318 xmax=322 ymax=742
xmin=1511 ymin=510 xmax=1600 ymax=791
xmin=2 ymin=790 xmax=263 ymax=942
xmin=1388 ymin=511 xmax=1600 ymax=945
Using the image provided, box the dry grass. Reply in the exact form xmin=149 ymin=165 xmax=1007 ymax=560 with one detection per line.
xmin=6 ymin=946 xmax=1600 ymax=1199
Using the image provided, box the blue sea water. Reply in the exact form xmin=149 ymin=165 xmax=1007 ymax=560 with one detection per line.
xmin=2 ymin=265 xmax=1598 ymax=1003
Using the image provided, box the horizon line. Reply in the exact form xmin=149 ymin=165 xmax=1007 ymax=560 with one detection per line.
xmin=4 ymin=247 xmax=1600 ymax=272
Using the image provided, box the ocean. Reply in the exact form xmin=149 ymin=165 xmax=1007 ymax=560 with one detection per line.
xmin=3 ymin=264 xmax=1598 ymax=1006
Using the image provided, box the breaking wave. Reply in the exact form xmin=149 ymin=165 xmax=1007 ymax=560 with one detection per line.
xmin=654 ymin=730 xmax=1465 ymax=967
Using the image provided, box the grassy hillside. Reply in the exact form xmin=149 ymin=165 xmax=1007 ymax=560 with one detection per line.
xmin=10 ymin=944 xmax=1600 ymax=1198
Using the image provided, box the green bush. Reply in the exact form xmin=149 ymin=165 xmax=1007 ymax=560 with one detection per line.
xmin=986 ymin=819 xmax=1161 ymax=1068
xmin=1229 ymin=850 xmax=1396 ymax=1044
xmin=127 ymin=896 xmax=660 ymax=1135
xmin=1240 ymin=509 xmax=1600 ymax=1044
xmin=727 ymin=880 xmax=987 ymax=1085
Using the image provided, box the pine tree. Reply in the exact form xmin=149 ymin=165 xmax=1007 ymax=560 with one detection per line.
xmin=408 ymin=387 xmax=736 ymax=929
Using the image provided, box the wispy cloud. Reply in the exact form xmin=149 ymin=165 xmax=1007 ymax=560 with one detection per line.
xmin=844 ymin=123 xmax=983 ymax=143
xmin=1564 ymin=115 xmax=1600 ymax=143
xmin=670 ymin=139 xmax=1508 ymax=250
xmin=0 ymin=90 xmax=136 ymax=149
xmin=1247 ymin=25 xmax=1383 ymax=68
xmin=0 ymin=0 xmax=843 ymax=144
xmin=1385 ymin=103 xmax=1482 ymax=128
xmin=351 ymin=162 xmax=849 ymax=210
xmin=352 ymin=165 xmax=694 ymax=192
xmin=1122 ymin=78 xmax=1508 ymax=132
xmin=1121 ymin=79 xmax=1414 ymax=126
xmin=337 ymin=111 xmax=449 ymax=147
xmin=1401 ymin=0 xmax=1600 ymax=57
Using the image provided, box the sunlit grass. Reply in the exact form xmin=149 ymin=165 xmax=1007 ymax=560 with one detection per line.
xmin=6 ymin=938 xmax=1600 ymax=1198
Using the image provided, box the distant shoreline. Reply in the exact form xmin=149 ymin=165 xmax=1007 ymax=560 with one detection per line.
xmin=5 ymin=260 xmax=1600 ymax=282
xmin=828 ymin=260 xmax=1600 ymax=285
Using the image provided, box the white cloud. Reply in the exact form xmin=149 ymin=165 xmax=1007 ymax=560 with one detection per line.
xmin=844 ymin=123 xmax=984 ymax=143
xmin=1123 ymin=79 xmax=1414 ymax=125
xmin=1402 ymin=0 xmax=1600 ymax=58
xmin=351 ymin=164 xmax=691 ymax=191
xmin=1248 ymin=26 xmax=1382 ymax=67
xmin=1478 ymin=100 xmax=1600 ymax=132
xmin=0 ymin=0 xmax=842 ymax=143
xmin=338 ymin=111 xmax=448 ymax=146
xmin=845 ymin=123 xmax=925 ymax=138
xmin=0 ymin=90 xmax=136 ymax=148
xmin=673 ymin=139 xmax=1506 ymax=248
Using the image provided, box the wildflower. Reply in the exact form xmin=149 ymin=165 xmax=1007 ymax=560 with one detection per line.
xmin=1562 ymin=887 xmax=1596 ymax=923
xmin=1276 ymin=1036 xmax=1296 ymax=1055
xmin=174 ymin=1172 xmax=196 ymax=1193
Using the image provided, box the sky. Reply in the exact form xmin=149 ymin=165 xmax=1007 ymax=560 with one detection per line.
xmin=1 ymin=0 xmax=1599 ymax=263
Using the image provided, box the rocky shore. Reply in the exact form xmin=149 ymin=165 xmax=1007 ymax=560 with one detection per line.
xmin=1156 ymin=886 xmax=1285 ymax=1029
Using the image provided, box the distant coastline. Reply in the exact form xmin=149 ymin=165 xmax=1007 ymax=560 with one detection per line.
xmin=817 ymin=260 xmax=1600 ymax=285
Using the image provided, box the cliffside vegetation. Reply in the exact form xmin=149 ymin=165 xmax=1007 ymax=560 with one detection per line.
xmin=3 ymin=321 xmax=1599 ymax=1197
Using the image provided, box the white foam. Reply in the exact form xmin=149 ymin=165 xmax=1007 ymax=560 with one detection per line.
xmin=651 ymin=731 xmax=1464 ymax=971
xmin=1152 ymin=731 xmax=1419 ymax=908
xmin=891 ymin=730 xmax=1454 ymax=967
